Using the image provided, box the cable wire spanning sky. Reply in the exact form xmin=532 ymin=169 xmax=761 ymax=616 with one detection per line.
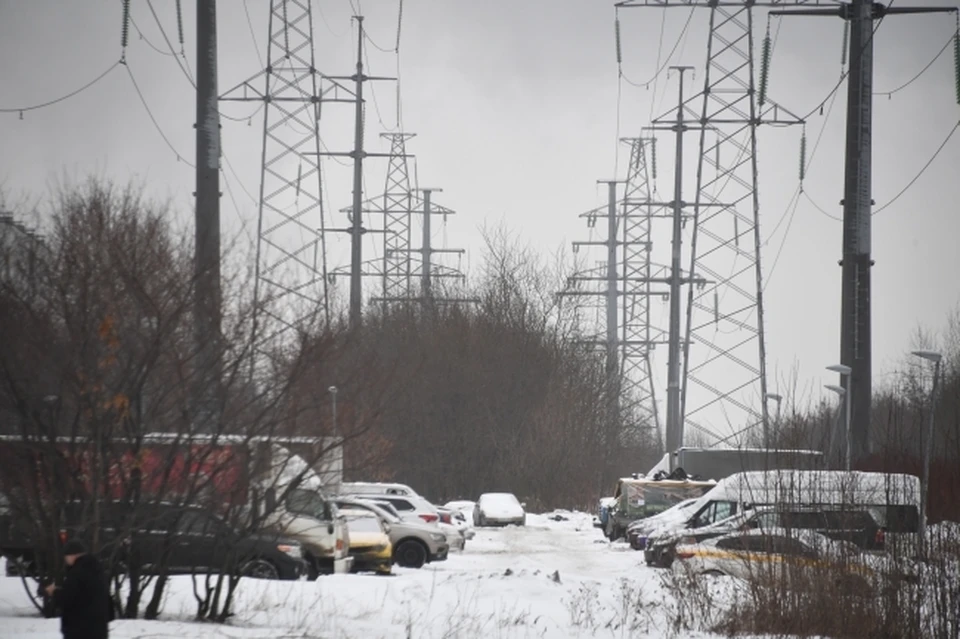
xmin=1 ymin=0 xmax=959 ymax=418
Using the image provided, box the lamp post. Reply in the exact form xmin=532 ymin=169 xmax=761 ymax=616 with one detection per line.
xmin=328 ymin=386 xmax=338 ymax=438
xmin=827 ymin=364 xmax=853 ymax=470
xmin=824 ymin=384 xmax=849 ymax=470
xmin=911 ymin=349 xmax=942 ymax=554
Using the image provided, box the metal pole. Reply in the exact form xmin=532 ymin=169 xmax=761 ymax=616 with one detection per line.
xmin=195 ymin=0 xmax=221 ymax=431
xmin=605 ymin=181 xmax=619 ymax=417
xmin=329 ymin=386 xmax=339 ymax=438
xmin=840 ymin=0 xmax=874 ymax=464
xmin=844 ymin=383 xmax=852 ymax=470
xmin=665 ymin=67 xmax=692 ymax=454
xmin=920 ymin=358 xmax=941 ymax=553
xmin=422 ymin=189 xmax=432 ymax=300
xmin=349 ymin=16 xmax=366 ymax=329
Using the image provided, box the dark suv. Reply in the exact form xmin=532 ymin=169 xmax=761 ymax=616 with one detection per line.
xmin=644 ymin=506 xmax=885 ymax=568
xmin=3 ymin=501 xmax=306 ymax=581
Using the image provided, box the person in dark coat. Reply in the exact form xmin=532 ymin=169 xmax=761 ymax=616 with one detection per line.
xmin=44 ymin=539 xmax=112 ymax=639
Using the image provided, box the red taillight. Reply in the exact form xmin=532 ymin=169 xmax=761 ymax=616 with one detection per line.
xmin=676 ymin=550 xmax=695 ymax=560
xmin=59 ymin=530 xmax=68 ymax=544
xmin=875 ymin=528 xmax=886 ymax=546
xmin=336 ymin=538 xmax=344 ymax=551
xmin=419 ymin=514 xmax=439 ymax=523
xmin=440 ymin=513 xmax=452 ymax=524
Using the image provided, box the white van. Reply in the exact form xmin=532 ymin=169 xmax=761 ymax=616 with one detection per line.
xmin=672 ymin=470 xmax=921 ymax=554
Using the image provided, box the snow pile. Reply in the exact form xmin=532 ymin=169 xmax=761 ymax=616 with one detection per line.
xmin=0 ymin=511 xmax=740 ymax=638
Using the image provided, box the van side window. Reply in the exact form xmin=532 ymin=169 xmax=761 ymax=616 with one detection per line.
xmin=884 ymin=505 xmax=920 ymax=533
xmin=712 ymin=501 xmax=737 ymax=524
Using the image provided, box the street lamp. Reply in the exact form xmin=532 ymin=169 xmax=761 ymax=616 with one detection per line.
xmin=826 ymin=364 xmax=852 ymax=470
xmin=824 ymin=384 xmax=849 ymax=470
xmin=328 ymin=386 xmax=339 ymax=438
xmin=911 ymin=349 xmax=942 ymax=554
xmin=763 ymin=393 xmax=783 ymax=448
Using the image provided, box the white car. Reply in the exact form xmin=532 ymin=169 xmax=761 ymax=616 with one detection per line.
xmin=351 ymin=492 xmax=441 ymax=525
xmin=339 ymin=482 xmax=421 ymax=498
xmin=672 ymin=527 xmax=878 ymax=591
xmin=474 ymin=493 xmax=526 ymax=527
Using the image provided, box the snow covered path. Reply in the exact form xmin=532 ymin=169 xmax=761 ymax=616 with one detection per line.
xmin=0 ymin=511 xmax=732 ymax=638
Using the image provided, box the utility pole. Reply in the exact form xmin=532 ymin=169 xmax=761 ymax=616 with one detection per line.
xmin=195 ymin=0 xmax=221 ymax=431
xmin=770 ymin=0 xmax=957 ymax=465
xmin=316 ymin=15 xmax=396 ymax=328
xmin=349 ymin=16 xmax=366 ymax=330
xmin=421 ymin=188 xmax=435 ymax=299
xmin=665 ymin=66 xmax=693 ymax=453
xmin=604 ymin=180 xmax=619 ymax=411
xmin=413 ymin=188 xmax=469 ymax=305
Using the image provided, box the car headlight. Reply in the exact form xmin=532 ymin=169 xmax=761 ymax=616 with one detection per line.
xmin=430 ymin=532 xmax=446 ymax=542
xmin=277 ymin=544 xmax=302 ymax=559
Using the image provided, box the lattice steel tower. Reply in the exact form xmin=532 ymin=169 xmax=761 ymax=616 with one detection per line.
xmin=560 ymin=136 xmax=669 ymax=439
xmin=222 ymin=0 xmax=354 ymax=343
xmin=617 ymin=0 xmax=803 ymax=448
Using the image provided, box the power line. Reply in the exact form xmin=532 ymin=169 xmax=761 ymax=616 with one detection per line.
xmin=802 ymin=189 xmax=842 ymax=221
xmin=0 ymin=60 xmax=121 ymax=114
xmin=873 ymin=119 xmax=960 ymax=215
xmin=874 ymin=32 xmax=955 ymax=98
xmin=618 ymin=5 xmax=697 ymax=91
xmin=125 ymin=63 xmax=194 ymax=167
xmin=129 ymin=14 xmax=176 ymax=57
xmin=242 ymin=0 xmax=264 ymax=68
xmin=146 ymin=0 xmax=196 ymax=88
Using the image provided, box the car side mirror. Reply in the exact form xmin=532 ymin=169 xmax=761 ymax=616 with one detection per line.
xmin=520 ymin=502 xmax=526 ymax=508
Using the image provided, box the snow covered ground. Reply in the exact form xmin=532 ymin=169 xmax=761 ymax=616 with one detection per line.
xmin=0 ymin=511 xmax=737 ymax=638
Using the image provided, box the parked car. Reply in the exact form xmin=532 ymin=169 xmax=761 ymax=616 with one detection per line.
xmin=672 ymin=527 xmax=882 ymax=593
xmin=626 ymin=498 xmax=701 ymax=550
xmin=474 ymin=493 xmax=526 ymax=527
xmin=124 ymin=504 xmax=309 ymax=580
xmin=444 ymin=500 xmax=476 ymax=519
xmin=438 ymin=507 xmax=475 ymax=542
xmin=339 ymin=509 xmax=393 ymax=575
xmin=349 ymin=493 xmax=441 ymax=525
xmin=646 ymin=505 xmax=887 ymax=568
xmin=340 ymin=482 xmax=421 ymax=498
xmin=335 ymin=498 xmax=448 ymax=568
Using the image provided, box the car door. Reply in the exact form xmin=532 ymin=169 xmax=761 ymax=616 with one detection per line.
xmin=173 ymin=510 xmax=229 ymax=574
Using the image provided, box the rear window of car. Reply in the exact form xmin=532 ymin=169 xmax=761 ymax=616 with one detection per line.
xmin=381 ymin=497 xmax=415 ymax=511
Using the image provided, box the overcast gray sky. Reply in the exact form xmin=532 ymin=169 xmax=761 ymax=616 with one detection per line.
xmin=1 ymin=0 xmax=958 ymax=435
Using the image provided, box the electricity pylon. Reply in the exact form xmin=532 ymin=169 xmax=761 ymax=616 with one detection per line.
xmin=221 ymin=0 xmax=356 ymax=347
xmin=339 ymin=133 xmax=471 ymax=308
xmin=618 ymin=0 xmax=803 ymax=448
xmin=559 ymin=137 xmax=670 ymax=442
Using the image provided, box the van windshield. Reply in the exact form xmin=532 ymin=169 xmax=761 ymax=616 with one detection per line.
xmin=286 ymin=489 xmax=331 ymax=521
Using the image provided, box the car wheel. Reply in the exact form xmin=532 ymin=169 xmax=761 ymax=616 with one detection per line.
xmin=395 ymin=540 xmax=428 ymax=569
xmin=240 ymin=558 xmax=280 ymax=580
